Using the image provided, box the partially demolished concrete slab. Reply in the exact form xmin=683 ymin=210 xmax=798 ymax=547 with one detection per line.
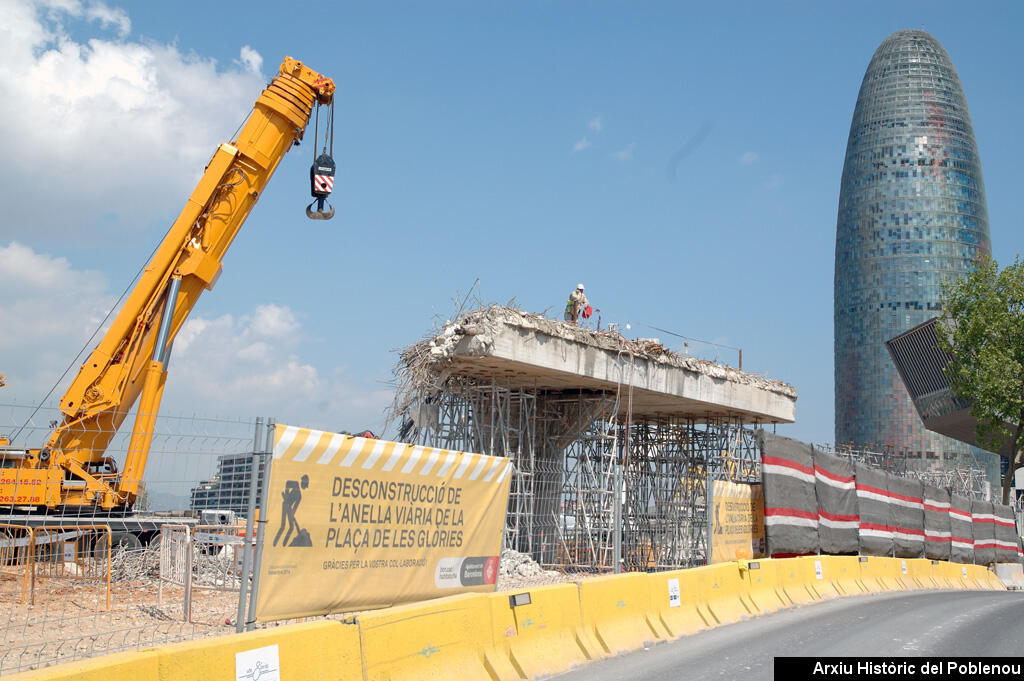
xmin=404 ymin=306 xmax=796 ymax=424
xmin=393 ymin=306 xmax=797 ymax=572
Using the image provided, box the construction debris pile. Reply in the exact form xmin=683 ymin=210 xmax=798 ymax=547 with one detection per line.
xmin=499 ymin=548 xmax=560 ymax=579
xmin=496 ymin=548 xmax=572 ymax=590
xmin=109 ymin=544 xmax=239 ymax=587
xmin=110 ymin=544 xmax=160 ymax=582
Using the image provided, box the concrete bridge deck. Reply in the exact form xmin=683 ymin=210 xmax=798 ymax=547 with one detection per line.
xmin=407 ymin=307 xmax=796 ymax=424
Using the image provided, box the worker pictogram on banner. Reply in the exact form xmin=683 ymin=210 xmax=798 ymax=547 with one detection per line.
xmin=272 ymin=474 xmax=312 ymax=548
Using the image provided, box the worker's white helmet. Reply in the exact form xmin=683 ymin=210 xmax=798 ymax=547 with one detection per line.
xmin=577 ymin=283 xmax=585 ymax=290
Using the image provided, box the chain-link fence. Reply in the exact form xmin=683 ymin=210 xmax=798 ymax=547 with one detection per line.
xmin=0 ymin=402 xmax=262 ymax=675
xmin=816 ymin=441 xmax=992 ymax=500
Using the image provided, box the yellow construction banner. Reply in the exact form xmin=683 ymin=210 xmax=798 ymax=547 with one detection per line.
xmin=254 ymin=424 xmax=513 ymax=622
xmin=710 ymin=480 xmax=766 ymax=563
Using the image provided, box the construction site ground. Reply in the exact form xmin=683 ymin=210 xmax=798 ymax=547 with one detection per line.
xmin=1 ymin=547 xmax=592 ymax=673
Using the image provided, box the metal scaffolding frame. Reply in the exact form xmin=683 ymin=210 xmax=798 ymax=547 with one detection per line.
xmin=818 ymin=442 xmax=990 ymax=499
xmin=405 ymin=378 xmax=764 ymax=572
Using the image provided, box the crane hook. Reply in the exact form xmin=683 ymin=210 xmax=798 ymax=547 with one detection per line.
xmin=306 ymin=152 xmax=336 ymax=220
xmin=306 ymin=98 xmax=336 ymax=220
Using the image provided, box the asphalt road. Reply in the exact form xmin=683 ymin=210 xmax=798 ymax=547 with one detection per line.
xmin=551 ymin=590 xmax=1024 ymax=681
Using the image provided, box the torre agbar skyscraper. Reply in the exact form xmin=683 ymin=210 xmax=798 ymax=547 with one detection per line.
xmin=834 ymin=30 xmax=993 ymax=473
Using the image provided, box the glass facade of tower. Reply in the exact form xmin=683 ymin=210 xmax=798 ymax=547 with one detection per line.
xmin=834 ymin=30 xmax=994 ymax=475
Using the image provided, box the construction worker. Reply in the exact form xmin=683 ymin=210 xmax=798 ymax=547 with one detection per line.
xmin=564 ymin=283 xmax=589 ymax=325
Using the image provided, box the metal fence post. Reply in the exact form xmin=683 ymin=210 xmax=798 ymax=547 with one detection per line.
xmin=245 ymin=418 xmax=275 ymax=631
xmin=236 ymin=416 xmax=264 ymax=633
xmin=706 ymin=461 xmax=714 ymax=565
xmin=613 ymin=462 xmax=623 ymax=574
xmin=183 ymin=526 xmax=193 ymax=623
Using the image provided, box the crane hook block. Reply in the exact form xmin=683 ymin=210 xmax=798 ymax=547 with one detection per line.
xmin=306 ymin=153 xmax=336 ymax=220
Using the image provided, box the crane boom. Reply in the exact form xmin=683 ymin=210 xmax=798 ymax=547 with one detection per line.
xmin=1 ymin=57 xmax=335 ymax=511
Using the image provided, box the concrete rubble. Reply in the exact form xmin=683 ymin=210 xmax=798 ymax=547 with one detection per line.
xmin=401 ymin=305 xmax=796 ymax=399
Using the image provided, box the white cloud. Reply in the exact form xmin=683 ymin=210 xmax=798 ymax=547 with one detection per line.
xmin=739 ymin=151 xmax=759 ymax=166
xmin=0 ymin=242 xmax=391 ymax=436
xmin=588 ymin=116 xmax=602 ymax=132
xmin=0 ymin=241 xmax=113 ymax=397
xmin=251 ymin=303 xmax=299 ymax=338
xmin=0 ymin=1 xmax=266 ymax=241
xmin=169 ymin=306 xmax=390 ymax=431
xmin=82 ymin=2 xmax=131 ymax=36
xmin=765 ymin=173 xmax=784 ymax=190
xmin=611 ymin=143 xmax=635 ymax=161
xmin=237 ymin=45 xmax=262 ymax=74
xmin=572 ymin=136 xmax=591 ymax=152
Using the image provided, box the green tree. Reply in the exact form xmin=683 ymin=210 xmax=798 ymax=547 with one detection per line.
xmin=937 ymin=255 xmax=1024 ymax=505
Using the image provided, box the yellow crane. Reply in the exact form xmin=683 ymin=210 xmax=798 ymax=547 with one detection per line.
xmin=0 ymin=57 xmax=336 ymax=512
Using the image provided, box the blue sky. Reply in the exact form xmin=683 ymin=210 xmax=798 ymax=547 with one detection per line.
xmin=2 ymin=1 xmax=1023 ymax=446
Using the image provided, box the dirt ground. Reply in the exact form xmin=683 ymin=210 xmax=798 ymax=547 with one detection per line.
xmin=0 ymin=547 xmax=599 ymax=675
xmin=0 ymin=574 xmax=241 ymax=675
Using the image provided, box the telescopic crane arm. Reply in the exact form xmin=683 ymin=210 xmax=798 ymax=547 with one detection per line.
xmin=7 ymin=57 xmax=335 ymax=511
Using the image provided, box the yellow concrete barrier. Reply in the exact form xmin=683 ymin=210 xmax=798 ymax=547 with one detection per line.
xmin=487 ymin=582 xmax=600 ymax=679
xmin=906 ymin=559 xmax=938 ymax=589
xmin=960 ymin=564 xmax=986 ymax=589
xmin=946 ymin=561 xmax=972 ymax=589
xmin=874 ymin=557 xmax=908 ymax=590
xmin=4 ymin=621 xmax=359 ymax=681
xmin=577 ymin=572 xmax=664 ymax=655
xmin=797 ymin=556 xmax=843 ymax=599
xmin=930 ymin=560 xmax=957 ymax=588
xmin=160 ymin=620 xmax=361 ymax=681
xmin=692 ymin=563 xmax=755 ymax=625
xmin=827 ymin=556 xmax=868 ymax=596
xmin=740 ymin=560 xmax=789 ymax=613
xmin=893 ymin=558 xmax=922 ymax=589
xmin=966 ymin=564 xmax=1004 ymax=591
xmin=357 ymin=592 xmax=518 ymax=681
xmin=647 ymin=569 xmax=713 ymax=638
xmin=855 ymin=556 xmax=887 ymax=592
xmin=772 ymin=558 xmax=819 ymax=606
xmin=2 ymin=650 xmax=159 ymax=681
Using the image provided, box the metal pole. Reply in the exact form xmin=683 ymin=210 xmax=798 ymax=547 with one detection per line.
xmin=153 ymin=277 xmax=182 ymax=364
xmin=706 ymin=452 xmax=714 ymax=565
xmin=236 ymin=416 xmax=264 ymax=633
xmin=613 ymin=462 xmax=622 ymax=574
xmin=246 ymin=418 xmax=275 ymax=631
xmin=183 ymin=526 xmax=193 ymax=623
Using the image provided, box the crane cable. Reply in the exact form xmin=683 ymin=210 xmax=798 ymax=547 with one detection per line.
xmin=311 ymin=98 xmax=334 ymax=161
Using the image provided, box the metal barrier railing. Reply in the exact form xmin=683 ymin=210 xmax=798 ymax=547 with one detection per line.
xmin=158 ymin=523 xmax=251 ymax=622
xmin=191 ymin=524 xmax=250 ymax=593
xmin=31 ymin=526 xmax=111 ymax=610
xmin=0 ymin=524 xmax=33 ymax=604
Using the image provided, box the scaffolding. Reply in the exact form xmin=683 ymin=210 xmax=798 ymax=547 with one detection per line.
xmin=403 ymin=377 xmax=764 ymax=572
xmin=818 ymin=442 xmax=990 ymax=500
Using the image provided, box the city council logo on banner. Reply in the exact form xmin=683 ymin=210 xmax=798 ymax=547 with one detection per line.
xmin=255 ymin=424 xmax=513 ymax=622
